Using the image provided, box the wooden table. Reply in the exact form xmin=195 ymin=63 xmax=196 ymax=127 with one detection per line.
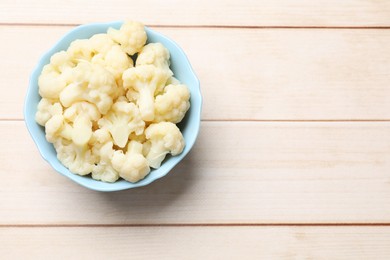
xmin=2 ymin=1 xmax=390 ymax=259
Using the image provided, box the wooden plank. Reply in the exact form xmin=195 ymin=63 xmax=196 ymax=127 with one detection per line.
xmin=1 ymin=0 xmax=390 ymax=26
xmin=2 ymin=121 xmax=390 ymax=224
xmin=1 ymin=226 xmax=390 ymax=259
xmin=3 ymin=26 xmax=390 ymax=120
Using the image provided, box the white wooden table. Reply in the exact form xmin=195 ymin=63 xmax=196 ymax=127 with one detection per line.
xmin=1 ymin=1 xmax=390 ymax=259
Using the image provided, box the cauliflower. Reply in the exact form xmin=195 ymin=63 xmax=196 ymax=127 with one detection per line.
xmin=144 ymin=122 xmax=185 ymax=168
xmin=166 ymin=76 xmax=181 ymax=86
xmin=123 ymin=65 xmax=172 ymax=121
xmin=38 ymin=51 xmax=75 ymax=99
xmin=44 ymin=114 xmax=68 ymax=143
xmin=154 ymin=84 xmax=190 ymax=123
xmin=35 ymin=20 xmax=191 ymax=183
xmin=44 ymin=114 xmax=90 ymax=146
xmin=136 ymin=43 xmax=171 ymax=72
xmin=59 ymin=62 xmax=119 ymax=114
xmin=108 ymin=21 xmax=147 ymax=55
xmin=54 ymin=138 xmax=96 ymax=176
xmin=98 ymin=100 xmax=145 ymax=148
xmin=112 ymin=140 xmax=150 ymax=182
xmin=90 ymin=129 xmax=119 ymax=182
xmin=68 ymin=34 xmax=132 ymax=84
xmin=35 ymin=98 xmax=63 ymax=126
xmin=67 ymin=39 xmax=95 ymax=62
xmin=63 ymin=101 xmax=101 ymax=146
xmin=92 ymin=44 xmax=133 ymax=88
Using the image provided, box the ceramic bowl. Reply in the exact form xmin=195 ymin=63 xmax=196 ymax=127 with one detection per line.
xmin=24 ymin=21 xmax=202 ymax=191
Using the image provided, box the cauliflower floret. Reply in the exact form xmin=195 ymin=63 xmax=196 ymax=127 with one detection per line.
xmin=43 ymin=101 xmax=100 ymax=146
xmin=38 ymin=51 xmax=75 ymax=99
xmin=44 ymin=114 xmax=68 ymax=143
xmin=98 ymin=100 xmax=145 ymax=148
xmin=54 ymin=138 xmax=96 ymax=176
xmin=144 ymin=122 xmax=185 ymax=168
xmin=59 ymin=62 xmax=119 ymax=114
xmin=136 ymin=43 xmax=171 ymax=72
xmin=89 ymin=129 xmax=119 ymax=182
xmin=154 ymin=84 xmax=190 ymax=123
xmin=62 ymin=101 xmax=101 ymax=146
xmin=91 ymin=45 xmax=133 ymax=88
xmin=50 ymin=51 xmax=76 ymax=73
xmin=63 ymin=101 xmax=101 ymax=123
xmin=35 ymin=98 xmax=63 ymax=126
xmin=122 ymin=65 xmax=172 ymax=121
xmin=67 ymin=34 xmax=120 ymax=62
xmin=166 ymin=76 xmax=181 ymax=86
xmin=111 ymin=140 xmax=150 ymax=182
xmin=108 ymin=21 xmax=147 ymax=55
xmin=67 ymin=39 xmax=95 ymax=62
xmin=89 ymin=34 xmax=116 ymax=54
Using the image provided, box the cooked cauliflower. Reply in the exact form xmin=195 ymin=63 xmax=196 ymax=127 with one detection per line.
xmin=90 ymin=129 xmax=119 ymax=182
xmin=136 ymin=43 xmax=171 ymax=72
xmin=154 ymin=84 xmax=190 ymax=123
xmin=44 ymin=112 xmax=93 ymax=147
xmin=54 ymin=138 xmax=96 ymax=176
xmin=35 ymin=98 xmax=63 ymax=126
xmin=35 ymin=20 xmax=190 ymax=183
xmin=108 ymin=21 xmax=147 ymax=55
xmin=144 ymin=122 xmax=185 ymax=168
xmin=123 ymin=65 xmax=172 ymax=121
xmin=112 ymin=140 xmax=150 ymax=182
xmin=63 ymin=101 xmax=101 ymax=146
xmin=59 ymin=62 xmax=119 ymax=114
xmin=38 ymin=51 xmax=75 ymax=99
xmin=98 ymin=100 xmax=145 ymax=148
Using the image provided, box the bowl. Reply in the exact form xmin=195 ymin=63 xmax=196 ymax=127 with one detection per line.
xmin=24 ymin=21 xmax=202 ymax=192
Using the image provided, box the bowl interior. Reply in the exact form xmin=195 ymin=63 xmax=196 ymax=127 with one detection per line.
xmin=24 ymin=21 xmax=202 ymax=191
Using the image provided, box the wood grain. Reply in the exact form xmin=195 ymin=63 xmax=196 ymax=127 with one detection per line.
xmin=3 ymin=26 xmax=390 ymax=120
xmin=1 ymin=226 xmax=390 ymax=259
xmin=2 ymin=121 xmax=390 ymax=224
xmin=1 ymin=0 xmax=390 ymax=26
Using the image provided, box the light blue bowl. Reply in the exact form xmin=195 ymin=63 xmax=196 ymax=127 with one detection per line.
xmin=24 ymin=21 xmax=202 ymax=192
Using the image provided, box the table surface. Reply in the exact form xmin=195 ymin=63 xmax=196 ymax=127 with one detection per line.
xmin=2 ymin=1 xmax=390 ymax=259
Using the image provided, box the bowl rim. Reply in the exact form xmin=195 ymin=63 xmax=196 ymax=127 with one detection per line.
xmin=24 ymin=21 xmax=202 ymax=192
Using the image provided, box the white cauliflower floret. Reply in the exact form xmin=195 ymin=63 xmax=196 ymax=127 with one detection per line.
xmin=154 ymin=84 xmax=190 ymax=123
xmin=122 ymin=65 xmax=172 ymax=121
xmin=111 ymin=140 xmax=150 ymax=182
xmin=50 ymin=51 xmax=75 ymax=73
xmin=67 ymin=39 xmax=94 ymax=61
xmin=166 ymin=76 xmax=181 ymax=86
xmin=136 ymin=43 xmax=171 ymax=72
xmin=38 ymin=51 xmax=75 ymax=99
xmin=89 ymin=129 xmax=119 ymax=182
xmin=67 ymin=35 xmax=115 ymax=62
xmin=89 ymin=34 xmax=116 ymax=54
xmin=98 ymin=100 xmax=145 ymax=148
xmin=91 ymin=44 xmax=133 ymax=88
xmin=54 ymin=138 xmax=96 ymax=176
xmin=43 ymin=101 xmax=100 ymax=146
xmin=35 ymin=98 xmax=63 ymax=126
xmin=144 ymin=122 xmax=185 ymax=168
xmin=63 ymin=101 xmax=101 ymax=146
xmin=59 ymin=62 xmax=119 ymax=114
xmin=44 ymin=114 xmax=68 ymax=143
xmin=108 ymin=21 xmax=147 ymax=55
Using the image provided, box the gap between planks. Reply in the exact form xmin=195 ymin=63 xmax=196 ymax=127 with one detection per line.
xmin=2 ymin=223 xmax=390 ymax=228
xmin=2 ymin=23 xmax=390 ymax=30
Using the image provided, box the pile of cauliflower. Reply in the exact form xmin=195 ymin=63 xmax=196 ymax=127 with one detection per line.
xmin=35 ymin=21 xmax=190 ymax=183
